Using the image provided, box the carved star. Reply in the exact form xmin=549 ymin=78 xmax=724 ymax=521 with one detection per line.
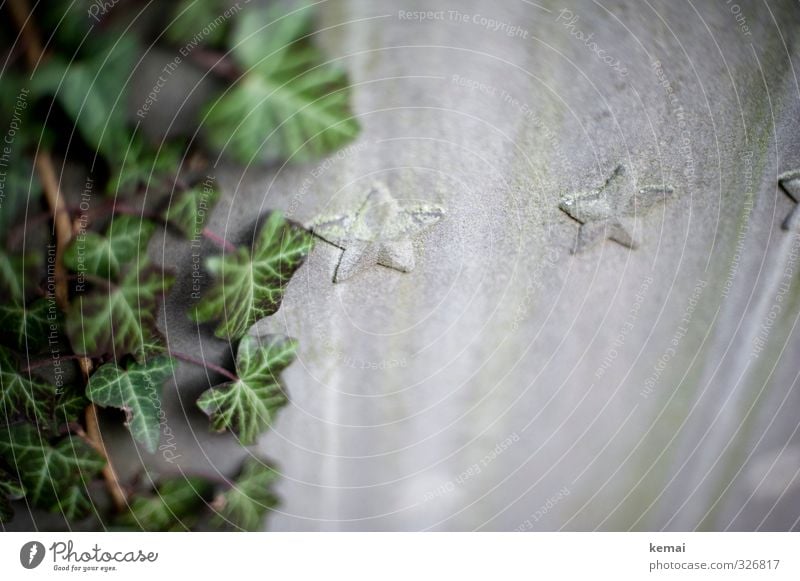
xmin=308 ymin=183 xmax=445 ymax=282
xmin=778 ymin=170 xmax=800 ymax=231
xmin=559 ymin=165 xmax=673 ymax=253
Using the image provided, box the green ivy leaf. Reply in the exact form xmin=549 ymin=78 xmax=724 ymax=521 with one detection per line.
xmin=0 ymin=424 xmax=104 ymax=513
xmin=54 ymin=389 xmax=90 ymax=426
xmin=0 ymin=298 xmax=53 ymax=352
xmin=197 ymin=334 xmax=296 ymax=444
xmin=212 ymin=458 xmax=279 ymax=530
xmin=116 ymin=477 xmax=214 ymax=531
xmin=54 ymin=485 xmax=94 ymax=520
xmin=0 ymin=158 xmax=42 ymax=236
xmin=32 ymin=36 xmax=137 ymax=163
xmin=66 ymin=260 xmax=174 ymax=361
xmin=87 ymin=356 xmax=175 ymax=453
xmin=167 ymin=0 xmax=228 ymax=47
xmin=0 ymin=466 xmax=25 ymax=523
xmin=108 ymin=136 xmax=182 ymax=195
xmin=0 ymin=251 xmax=40 ymax=303
xmin=204 ymin=4 xmax=359 ymax=163
xmin=0 ymin=346 xmax=58 ymax=427
xmin=190 ymin=212 xmax=313 ymax=340
xmin=64 ymin=215 xmax=155 ymax=279
xmin=162 ymin=181 xmax=220 ymax=239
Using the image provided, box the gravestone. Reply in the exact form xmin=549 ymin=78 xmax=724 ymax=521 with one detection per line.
xmin=134 ymin=0 xmax=800 ymax=531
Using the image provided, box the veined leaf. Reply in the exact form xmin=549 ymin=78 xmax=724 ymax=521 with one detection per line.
xmin=64 ymin=215 xmax=155 ymax=279
xmin=190 ymin=212 xmax=313 ymax=340
xmin=167 ymin=0 xmax=228 ymax=47
xmin=54 ymin=389 xmax=90 ymax=426
xmin=162 ymin=181 xmax=220 ymax=239
xmin=116 ymin=477 xmax=214 ymax=531
xmin=0 ymin=346 xmax=58 ymax=427
xmin=0 ymin=424 xmax=104 ymax=512
xmin=0 ymin=298 xmax=54 ymax=352
xmin=204 ymin=4 xmax=359 ymax=163
xmin=108 ymin=136 xmax=182 ymax=195
xmin=0 ymin=466 xmax=24 ymax=523
xmin=212 ymin=457 xmax=279 ymax=530
xmin=86 ymin=356 xmax=175 ymax=453
xmin=54 ymin=485 xmax=94 ymax=520
xmin=0 ymin=251 xmax=40 ymax=303
xmin=32 ymin=36 xmax=137 ymax=163
xmin=197 ymin=334 xmax=296 ymax=444
xmin=66 ymin=260 xmax=174 ymax=361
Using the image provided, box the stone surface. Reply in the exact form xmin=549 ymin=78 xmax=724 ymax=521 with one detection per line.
xmin=122 ymin=0 xmax=800 ymax=531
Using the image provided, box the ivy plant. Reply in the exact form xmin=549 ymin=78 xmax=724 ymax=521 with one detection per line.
xmin=0 ymin=0 xmax=357 ymax=530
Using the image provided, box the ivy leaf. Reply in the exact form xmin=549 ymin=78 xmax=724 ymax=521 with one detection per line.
xmin=0 ymin=466 xmax=25 ymax=523
xmin=190 ymin=212 xmax=313 ymax=340
xmin=64 ymin=215 xmax=155 ymax=279
xmin=0 ymin=298 xmax=53 ymax=352
xmin=162 ymin=181 xmax=221 ymax=239
xmin=197 ymin=334 xmax=296 ymax=444
xmin=32 ymin=36 xmax=137 ymax=163
xmin=0 ymin=345 xmax=58 ymax=427
xmin=204 ymin=3 xmax=359 ymax=163
xmin=0 ymin=251 xmax=40 ymax=303
xmin=54 ymin=389 xmax=90 ymax=426
xmin=116 ymin=477 xmax=214 ymax=531
xmin=66 ymin=260 xmax=174 ymax=361
xmin=212 ymin=458 xmax=279 ymax=530
xmin=87 ymin=356 xmax=175 ymax=453
xmin=55 ymin=485 xmax=95 ymax=520
xmin=108 ymin=136 xmax=182 ymax=195
xmin=0 ymin=157 xmax=42 ymax=236
xmin=167 ymin=0 xmax=228 ymax=47
xmin=0 ymin=424 xmax=104 ymax=512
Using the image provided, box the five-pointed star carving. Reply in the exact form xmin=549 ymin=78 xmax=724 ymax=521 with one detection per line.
xmin=778 ymin=170 xmax=800 ymax=231
xmin=308 ymin=183 xmax=445 ymax=282
xmin=559 ymin=165 xmax=673 ymax=253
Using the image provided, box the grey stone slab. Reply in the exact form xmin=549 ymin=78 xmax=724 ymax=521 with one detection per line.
xmin=133 ymin=0 xmax=800 ymax=531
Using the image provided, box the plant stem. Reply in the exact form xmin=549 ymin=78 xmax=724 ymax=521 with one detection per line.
xmin=9 ymin=0 xmax=127 ymax=514
xmin=202 ymin=227 xmax=236 ymax=253
xmin=84 ymin=404 xmax=128 ymax=512
xmin=22 ymin=354 xmax=87 ymax=373
xmin=171 ymin=351 xmax=238 ymax=382
xmin=7 ymin=0 xmax=43 ymax=68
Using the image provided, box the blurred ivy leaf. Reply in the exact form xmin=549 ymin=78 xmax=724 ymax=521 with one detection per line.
xmin=212 ymin=457 xmax=279 ymax=530
xmin=116 ymin=477 xmax=214 ymax=531
xmin=167 ymin=0 xmax=228 ymax=47
xmin=87 ymin=356 xmax=175 ymax=453
xmin=204 ymin=3 xmax=359 ymax=163
xmin=0 ymin=466 xmax=25 ymax=523
xmin=0 ymin=424 xmax=104 ymax=514
xmin=197 ymin=334 xmax=296 ymax=444
xmin=54 ymin=388 xmax=90 ymax=426
xmin=0 ymin=251 xmax=40 ymax=303
xmin=108 ymin=136 xmax=183 ymax=195
xmin=190 ymin=212 xmax=313 ymax=340
xmin=0 ymin=298 xmax=53 ymax=352
xmin=64 ymin=215 xmax=155 ymax=279
xmin=32 ymin=36 xmax=137 ymax=163
xmin=0 ymin=346 xmax=58 ymax=427
xmin=54 ymin=484 xmax=94 ymax=520
xmin=0 ymin=155 xmax=42 ymax=237
xmin=162 ymin=181 xmax=220 ymax=239
xmin=66 ymin=260 xmax=174 ymax=361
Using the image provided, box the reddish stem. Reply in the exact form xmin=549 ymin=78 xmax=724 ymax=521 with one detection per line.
xmin=22 ymin=354 xmax=88 ymax=374
xmin=202 ymin=227 xmax=236 ymax=253
xmin=171 ymin=351 xmax=238 ymax=382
